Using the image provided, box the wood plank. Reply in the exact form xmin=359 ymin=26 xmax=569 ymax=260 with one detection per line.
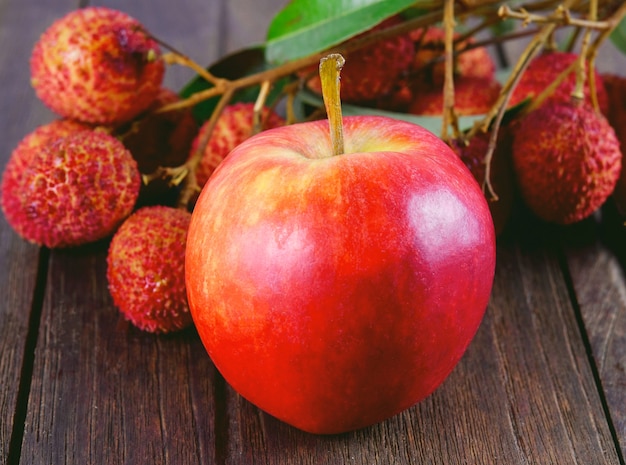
xmin=0 ymin=0 xmax=76 ymax=462
xmin=562 ymin=205 xmax=626 ymax=460
xmin=219 ymin=227 xmax=621 ymax=464
xmin=19 ymin=246 xmax=219 ymax=465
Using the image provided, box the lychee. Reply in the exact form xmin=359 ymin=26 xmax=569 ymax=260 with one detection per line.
xmin=411 ymin=26 xmax=496 ymax=84
xmin=408 ymin=76 xmax=501 ymax=116
xmin=1 ymin=129 xmax=140 ymax=247
xmin=190 ymin=102 xmax=284 ymax=188
xmin=30 ymin=7 xmax=165 ymax=125
xmin=106 ymin=205 xmax=193 ymax=334
xmin=512 ymin=100 xmax=621 ymax=224
xmin=508 ymin=51 xmax=609 ymax=113
xmin=302 ymin=17 xmax=414 ymax=104
xmin=1 ymin=119 xmax=92 ymax=171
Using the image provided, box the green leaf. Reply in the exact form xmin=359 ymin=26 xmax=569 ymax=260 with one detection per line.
xmin=610 ymin=16 xmax=626 ymax=55
xmin=179 ymin=46 xmax=290 ymax=123
xmin=265 ymin=0 xmax=417 ymax=64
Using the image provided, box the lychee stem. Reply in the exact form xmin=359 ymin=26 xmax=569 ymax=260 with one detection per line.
xmin=572 ymin=0 xmax=597 ymax=102
xmin=498 ymin=5 xmax=610 ymax=30
xmin=180 ymin=89 xmax=235 ymax=208
xmin=253 ymin=80 xmax=272 ymax=135
xmin=319 ymin=54 xmax=345 ymax=157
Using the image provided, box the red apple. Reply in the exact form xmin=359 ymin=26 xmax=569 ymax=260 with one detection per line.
xmin=185 ymin=115 xmax=496 ymax=434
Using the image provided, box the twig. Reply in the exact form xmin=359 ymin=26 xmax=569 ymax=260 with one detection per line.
xmin=176 ymin=89 xmax=235 ymax=208
xmin=253 ymin=80 xmax=272 ymax=134
xmin=469 ymin=0 xmax=578 ymax=135
xmin=162 ymin=52 xmax=221 ymax=86
xmin=441 ymin=0 xmax=458 ymax=142
xmin=499 ymin=4 xmax=611 ymax=29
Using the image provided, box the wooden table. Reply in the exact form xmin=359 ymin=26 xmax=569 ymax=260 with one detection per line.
xmin=1 ymin=1 xmax=625 ymax=463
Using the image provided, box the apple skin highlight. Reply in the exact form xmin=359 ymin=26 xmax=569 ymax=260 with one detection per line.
xmin=185 ymin=115 xmax=496 ymax=435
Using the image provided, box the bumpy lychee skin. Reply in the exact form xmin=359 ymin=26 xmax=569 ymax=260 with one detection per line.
xmin=107 ymin=205 xmax=193 ymax=334
xmin=512 ymin=100 xmax=622 ymax=225
xmin=509 ymin=51 xmax=608 ymax=113
xmin=1 ymin=119 xmax=92 ymax=172
xmin=411 ymin=27 xmax=496 ymax=84
xmin=303 ymin=17 xmax=414 ymax=104
xmin=1 ymin=129 xmax=140 ymax=248
xmin=190 ymin=103 xmax=284 ymax=188
xmin=30 ymin=7 xmax=165 ymax=125
xmin=408 ymin=76 xmax=501 ymax=116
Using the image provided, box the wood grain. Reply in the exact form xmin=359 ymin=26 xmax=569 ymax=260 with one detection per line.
xmin=561 ymin=207 xmax=626 ymax=461
xmin=19 ymin=246 xmax=219 ymax=465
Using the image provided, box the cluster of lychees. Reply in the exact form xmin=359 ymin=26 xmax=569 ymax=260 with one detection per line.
xmin=0 ymin=7 xmax=283 ymax=334
xmin=306 ymin=20 xmax=625 ymax=232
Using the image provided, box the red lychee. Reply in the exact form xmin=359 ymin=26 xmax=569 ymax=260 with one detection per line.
xmin=1 ymin=129 xmax=140 ymax=247
xmin=408 ymin=76 xmax=501 ymax=116
xmin=1 ymin=119 xmax=92 ymax=171
xmin=450 ymin=129 xmax=515 ymax=235
xmin=107 ymin=205 xmax=193 ymax=334
xmin=30 ymin=7 xmax=165 ymax=125
xmin=190 ymin=102 xmax=284 ymax=188
xmin=302 ymin=17 xmax=414 ymax=104
xmin=512 ymin=100 xmax=621 ymax=224
xmin=411 ymin=26 xmax=496 ymax=84
xmin=508 ymin=51 xmax=609 ymax=113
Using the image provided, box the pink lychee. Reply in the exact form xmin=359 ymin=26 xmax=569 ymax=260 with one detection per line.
xmin=1 ymin=129 xmax=140 ymax=247
xmin=30 ymin=7 xmax=165 ymax=125
xmin=508 ymin=51 xmax=609 ymax=113
xmin=512 ymin=100 xmax=621 ymax=224
xmin=107 ymin=205 xmax=193 ymax=334
xmin=190 ymin=102 xmax=284 ymax=188
xmin=302 ymin=17 xmax=415 ymax=104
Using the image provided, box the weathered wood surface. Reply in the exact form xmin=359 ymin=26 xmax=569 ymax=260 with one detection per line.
xmin=0 ymin=0 xmax=625 ymax=464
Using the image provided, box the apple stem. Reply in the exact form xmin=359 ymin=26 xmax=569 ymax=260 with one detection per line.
xmin=319 ymin=54 xmax=345 ymax=156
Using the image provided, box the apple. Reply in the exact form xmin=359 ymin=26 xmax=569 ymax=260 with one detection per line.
xmin=185 ymin=112 xmax=496 ymax=434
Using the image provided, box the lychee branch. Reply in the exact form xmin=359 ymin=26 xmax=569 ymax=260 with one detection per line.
xmin=177 ymin=88 xmax=235 ymax=208
xmin=474 ymin=0 xmax=579 ymax=134
xmin=161 ymin=52 xmax=222 ymax=86
xmin=253 ymin=80 xmax=272 ymax=134
xmin=155 ymin=8 xmax=447 ymax=116
xmin=522 ymin=0 xmax=626 ymax=113
xmin=149 ymin=34 xmax=223 ymax=86
xmin=498 ymin=5 xmax=611 ymax=30
xmin=571 ymin=0 xmax=598 ymax=102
